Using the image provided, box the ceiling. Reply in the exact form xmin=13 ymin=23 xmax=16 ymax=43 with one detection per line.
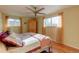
xmin=0 ymin=5 xmax=74 ymax=17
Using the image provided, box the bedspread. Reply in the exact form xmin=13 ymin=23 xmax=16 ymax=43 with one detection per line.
xmin=8 ymin=33 xmax=51 ymax=53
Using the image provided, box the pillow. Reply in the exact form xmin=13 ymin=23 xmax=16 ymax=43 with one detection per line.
xmin=9 ymin=32 xmax=23 ymax=46
xmin=10 ymin=32 xmax=22 ymax=44
xmin=1 ymin=32 xmax=22 ymax=47
xmin=0 ymin=31 xmax=10 ymax=40
xmin=0 ymin=32 xmax=3 ymax=40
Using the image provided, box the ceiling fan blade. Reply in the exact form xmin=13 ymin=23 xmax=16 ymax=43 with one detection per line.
xmin=25 ymin=7 xmax=34 ymax=13
xmin=37 ymin=8 xmax=45 ymax=12
xmin=38 ymin=13 xmax=46 ymax=15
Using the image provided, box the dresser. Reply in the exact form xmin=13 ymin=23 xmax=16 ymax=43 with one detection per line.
xmin=28 ymin=18 xmax=37 ymax=33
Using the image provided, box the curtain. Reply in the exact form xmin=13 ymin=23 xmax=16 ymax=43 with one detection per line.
xmin=19 ymin=17 xmax=23 ymax=33
xmin=3 ymin=16 xmax=9 ymax=32
xmin=42 ymin=16 xmax=46 ymax=34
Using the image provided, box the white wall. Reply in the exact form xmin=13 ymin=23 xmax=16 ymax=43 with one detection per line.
xmin=63 ymin=6 xmax=79 ymax=48
xmin=21 ymin=17 xmax=29 ymax=33
xmin=37 ymin=17 xmax=43 ymax=34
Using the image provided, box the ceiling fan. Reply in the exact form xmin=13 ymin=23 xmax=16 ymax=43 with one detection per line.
xmin=26 ymin=6 xmax=46 ymax=18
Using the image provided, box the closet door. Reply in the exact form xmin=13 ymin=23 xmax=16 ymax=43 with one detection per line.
xmin=28 ymin=19 xmax=37 ymax=33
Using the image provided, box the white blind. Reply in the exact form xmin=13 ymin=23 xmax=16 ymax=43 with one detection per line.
xmin=8 ymin=18 xmax=20 ymax=27
xmin=44 ymin=15 xmax=62 ymax=28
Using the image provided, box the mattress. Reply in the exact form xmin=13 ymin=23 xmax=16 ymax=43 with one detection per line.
xmin=8 ymin=37 xmax=40 ymax=53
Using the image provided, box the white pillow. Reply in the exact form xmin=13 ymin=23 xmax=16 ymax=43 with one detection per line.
xmin=9 ymin=32 xmax=22 ymax=46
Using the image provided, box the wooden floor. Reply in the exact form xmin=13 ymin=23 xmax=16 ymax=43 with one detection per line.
xmin=51 ymin=41 xmax=79 ymax=53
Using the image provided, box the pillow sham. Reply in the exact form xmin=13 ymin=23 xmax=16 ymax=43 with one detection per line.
xmin=0 ymin=31 xmax=10 ymax=40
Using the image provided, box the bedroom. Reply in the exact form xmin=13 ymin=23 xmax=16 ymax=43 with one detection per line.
xmin=0 ymin=5 xmax=79 ymax=53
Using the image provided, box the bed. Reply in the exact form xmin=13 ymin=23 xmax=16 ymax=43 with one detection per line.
xmin=0 ymin=32 xmax=52 ymax=53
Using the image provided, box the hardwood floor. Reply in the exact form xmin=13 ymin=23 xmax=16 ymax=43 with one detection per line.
xmin=51 ymin=41 xmax=79 ymax=53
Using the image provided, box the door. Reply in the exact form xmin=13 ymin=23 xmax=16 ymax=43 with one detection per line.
xmin=28 ymin=19 xmax=37 ymax=33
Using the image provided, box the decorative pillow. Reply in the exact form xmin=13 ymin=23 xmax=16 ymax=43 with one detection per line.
xmin=0 ymin=32 xmax=3 ymax=40
xmin=1 ymin=32 xmax=22 ymax=47
xmin=0 ymin=31 xmax=10 ymax=40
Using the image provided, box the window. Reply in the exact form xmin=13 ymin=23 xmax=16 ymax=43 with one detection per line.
xmin=44 ymin=15 xmax=62 ymax=28
xmin=44 ymin=18 xmax=52 ymax=27
xmin=8 ymin=18 xmax=20 ymax=27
